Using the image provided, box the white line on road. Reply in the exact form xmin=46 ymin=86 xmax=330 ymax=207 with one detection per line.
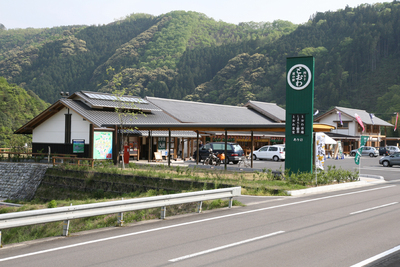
xmin=169 ymin=231 xmax=285 ymax=262
xmin=0 ymin=185 xmax=395 ymax=263
xmin=350 ymin=244 xmax=400 ymax=267
xmin=350 ymin=202 xmax=398 ymax=215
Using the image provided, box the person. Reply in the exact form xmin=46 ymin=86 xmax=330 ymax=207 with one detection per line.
xmin=199 ymin=141 xmax=203 ymax=149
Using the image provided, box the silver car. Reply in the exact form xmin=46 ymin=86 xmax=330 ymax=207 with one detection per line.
xmin=350 ymin=146 xmax=379 ymax=157
xmin=379 ymin=152 xmax=400 ymax=167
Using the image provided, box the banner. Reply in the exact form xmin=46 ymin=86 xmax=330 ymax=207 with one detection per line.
xmin=337 ymin=111 xmax=343 ymax=126
xmin=354 ymin=136 xmax=369 ymax=165
xmin=315 ymin=133 xmax=325 ymax=170
xmin=395 ymin=113 xmax=398 ymax=131
xmin=355 ymin=113 xmax=365 ymax=132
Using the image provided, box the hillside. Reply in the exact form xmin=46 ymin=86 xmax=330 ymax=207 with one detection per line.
xmin=0 ymin=3 xmax=400 ymax=126
xmin=0 ymin=77 xmax=49 ymax=147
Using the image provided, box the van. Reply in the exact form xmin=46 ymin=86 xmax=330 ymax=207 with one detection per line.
xmin=193 ymin=142 xmax=244 ymax=164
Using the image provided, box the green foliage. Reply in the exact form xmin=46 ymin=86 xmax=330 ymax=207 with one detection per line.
xmin=47 ymin=200 xmax=57 ymax=208
xmin=0 ymin=77 xmax=48 ymax=147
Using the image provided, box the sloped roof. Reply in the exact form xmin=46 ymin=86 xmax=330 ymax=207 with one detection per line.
xmin=15 ymin=98 xmax=180 ymax=134
xmin=71 ymin=91 xmax=161 ymax=112
xmin=243 ymin=101 xmax=286 ymax=122
xmin=315 ymin=106 xmax=393 ymax=127
xmin=146 ymin=97 xmax=274 ymax=124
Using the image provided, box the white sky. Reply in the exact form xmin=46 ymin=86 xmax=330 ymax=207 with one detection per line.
xmin=1 ymin=0 xmax=379 ymax=29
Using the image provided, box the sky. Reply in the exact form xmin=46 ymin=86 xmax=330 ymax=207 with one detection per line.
xmin=1 ymin=0 xmax=379 ymax=29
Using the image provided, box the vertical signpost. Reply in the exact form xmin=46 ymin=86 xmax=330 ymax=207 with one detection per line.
xmin=285 ymin=56 xmax=315 ymax=174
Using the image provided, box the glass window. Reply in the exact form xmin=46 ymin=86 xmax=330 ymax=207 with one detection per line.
xmin=269 ymin=147 xmax=278 ymax=151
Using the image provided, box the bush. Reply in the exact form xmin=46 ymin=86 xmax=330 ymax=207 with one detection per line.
xmin=47 ymin=200 xmax=57 ymax=208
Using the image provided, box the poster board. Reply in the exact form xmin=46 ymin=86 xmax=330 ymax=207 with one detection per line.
xmin=93 ymin=131 xmax=113 ymax=159
xmin=73 ymin=139 xmax=85 ymax=153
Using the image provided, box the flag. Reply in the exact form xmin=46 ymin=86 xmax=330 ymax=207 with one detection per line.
xmin=337 ymin=111 xmax=343 ymax=126
xmin=355 ymin=113 xmax=364 ymax=132
xmin=395 ymin=113 xmax=399 ymax=131
xmin=369 ymin=113 xmax=375 ymax=125
xmin=313 ymin=110 xmax=319 ymax=116
xmin=315 ymin=133 xmax=325 ymax=170
xmin=354 ymin=136 xmax=369 ymax=165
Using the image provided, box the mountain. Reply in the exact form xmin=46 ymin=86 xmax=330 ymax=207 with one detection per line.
xmin=1 ymin=3 xmax=400 ymax=125
xmin=0 ymin=77 xmax=49 ymax=147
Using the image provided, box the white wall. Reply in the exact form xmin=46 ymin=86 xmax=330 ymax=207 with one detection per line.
xmin=32 ymin=107 xmax=91 ymax=144
xmin=318 ymin=112 xmax=358 ymax=136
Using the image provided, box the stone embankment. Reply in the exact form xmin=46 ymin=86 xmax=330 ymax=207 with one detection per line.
xmin=0 ymin=162 xmax=48 ymax=200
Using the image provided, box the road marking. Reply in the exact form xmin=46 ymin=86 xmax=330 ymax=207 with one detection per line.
xmin=350 ymin=202 xmax=398 ymax=215
xmin=169 ymin=231 xmax=285 ymax=262
xmin=0 ymin=185 xmax=395 ymax=262
xmin=350 ymin=244 xmax=400 ymax=267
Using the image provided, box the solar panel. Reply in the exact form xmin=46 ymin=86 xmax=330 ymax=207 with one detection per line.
xmin=84 ymin=92 xmax=148 ymax=104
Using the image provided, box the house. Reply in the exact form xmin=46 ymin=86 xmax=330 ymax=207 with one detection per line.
xmin=314 ymin=106 xmax=393 ymax=153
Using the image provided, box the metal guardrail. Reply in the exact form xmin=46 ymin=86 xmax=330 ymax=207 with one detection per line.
xmin=0 ymin=187 xmax=241 ymax=247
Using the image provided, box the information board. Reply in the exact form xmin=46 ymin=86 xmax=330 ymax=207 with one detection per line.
xmin=72 ymin=139 xmax=85 ymax=153
xmin=93 ymin=132 xmax=113 ymax=159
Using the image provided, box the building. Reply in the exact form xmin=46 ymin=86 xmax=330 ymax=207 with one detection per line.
xmin=314 ymin=106 xmax=393 ymax=153
xmin=15 ymin=91 xmax=288 ymax=163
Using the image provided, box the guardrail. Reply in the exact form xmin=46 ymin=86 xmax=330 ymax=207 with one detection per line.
xmin=0 ymin=187 xmax=241 ymax=247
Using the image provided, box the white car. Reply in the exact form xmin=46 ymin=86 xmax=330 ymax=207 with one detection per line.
xmin=386 ymin=146 xmax=400 ymax=155
xmin=252 ymin=145 xmax=285 ymax=161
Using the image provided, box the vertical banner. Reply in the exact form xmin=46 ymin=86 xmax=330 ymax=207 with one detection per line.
xmin=285 ymin=56 xmax=315 ymax=173
xmin=354 ymin=136 xmax=369 ymax=165
xmin=315 ymin=133 xmax=325 ymax=170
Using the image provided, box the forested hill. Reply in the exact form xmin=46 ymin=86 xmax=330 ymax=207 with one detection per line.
xmin=0 ymin=77 xmax=49 ymax=147
xmin=0 ymin=3 xmax=400 ymax=123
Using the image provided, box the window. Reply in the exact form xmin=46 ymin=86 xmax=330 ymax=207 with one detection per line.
xmin=337 ymin=121 xmax=349 ymax=129
xmin=269 ymin=147 xmax=278 ymax=151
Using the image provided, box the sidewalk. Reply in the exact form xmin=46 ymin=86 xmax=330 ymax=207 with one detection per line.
xmin=286 ymin=175 xmax=385 ymax=196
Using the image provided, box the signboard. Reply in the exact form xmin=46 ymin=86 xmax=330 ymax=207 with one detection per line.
xmin=158 ymin=137 xmax=166 ymax=150
xmin=72 ymin=139 xmax=85 ymax=153
xmin=285 ymin=56 xmax=315 ymax=173
xmin=93 ymin=131 xmax=113 ymax=159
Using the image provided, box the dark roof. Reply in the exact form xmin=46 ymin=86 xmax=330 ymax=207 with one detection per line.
xmin=244 ymin=101 xmax=286 ymax=122
xmin=70 ymin=91 xmax=161 ymax=112
xmin=146 ymin=97 xmax=275 ymax=124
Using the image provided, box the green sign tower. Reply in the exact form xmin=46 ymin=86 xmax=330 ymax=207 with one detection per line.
xmin=285 ymin=56 xmax=315 ymax=174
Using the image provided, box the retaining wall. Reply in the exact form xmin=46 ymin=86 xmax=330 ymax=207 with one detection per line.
xmin=0 ymin=162 xmax=48 ymax=200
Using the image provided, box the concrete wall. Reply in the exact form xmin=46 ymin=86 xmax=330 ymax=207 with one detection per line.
xmin=0 ymin=163 xmax=48 ymax=200
xmin=33 ymin=107 xmax=91 ymax=144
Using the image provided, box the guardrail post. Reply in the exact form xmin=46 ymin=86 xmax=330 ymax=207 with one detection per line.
xmin=229 ymin=197 xmax=233 ymax=208
xmin=0 ymin=230 xmax=2 ymax=248
xmin=62 ymin=220 xmax=70 ymax=236
xmin=160 ymin=206 xmax=166 ymax=220
xmin=117 ymin=212 xmax=124 ymax=226
xmin=196 ymin=201 xmax=203 ymax=213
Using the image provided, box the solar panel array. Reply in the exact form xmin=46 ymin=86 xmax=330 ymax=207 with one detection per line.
xmin=85 ymin=93 xmax=148 ymax=104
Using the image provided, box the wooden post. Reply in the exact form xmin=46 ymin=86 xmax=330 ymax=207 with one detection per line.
xmin=168 ymin=129 xmax=171 ymax=167
xmin=224 ymin=129 xmax=227 ymax=170
xmin=251 ymin=131 xmax=254 ymax=168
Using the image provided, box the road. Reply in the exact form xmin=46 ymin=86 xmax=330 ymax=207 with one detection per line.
xmin=1 ymin=155 xmax=399 ymax=266
xmin=1 ymin=180 xmax=400 ymax=266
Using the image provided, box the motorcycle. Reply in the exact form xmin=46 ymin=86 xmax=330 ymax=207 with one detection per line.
xmin=203 ymin=148 xmax=223 ymax=166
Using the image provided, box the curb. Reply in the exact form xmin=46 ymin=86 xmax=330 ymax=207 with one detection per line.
xmin=286 ymin=176 xmax=386 ymax=196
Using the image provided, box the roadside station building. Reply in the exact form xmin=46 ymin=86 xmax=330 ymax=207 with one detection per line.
xmin=314 ymin=106 xmax=393 ymax=153
xmin=15 ymin=91 xmax=290 ymax=164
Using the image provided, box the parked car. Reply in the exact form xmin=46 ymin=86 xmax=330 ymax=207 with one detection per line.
xmin=379 ymin=152 xmax=400 ymax=167
xmin=377 ymin=147 xmax=390 ymax=156
xmin=350 ymin=146 xmax=379 ymax=157
xmin=386 ymin=146 xmax=400 ymax=155
xmin=193 ymin=142 xmax=244 ymax=164
xmin=251 ymin=145 xmax=285 ymax=161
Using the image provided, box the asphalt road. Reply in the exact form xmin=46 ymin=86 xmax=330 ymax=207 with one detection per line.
xmin=1 ymin=180 xmax=400 ymax=266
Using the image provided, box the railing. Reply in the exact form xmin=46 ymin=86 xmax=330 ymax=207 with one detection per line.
xmin=52 ymin=156 xmax=95 ymax=168
xmin=0 ymin=152 xmax=77 ymax=163
xmin=0 ymin=187 xmax=241 ymax=247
